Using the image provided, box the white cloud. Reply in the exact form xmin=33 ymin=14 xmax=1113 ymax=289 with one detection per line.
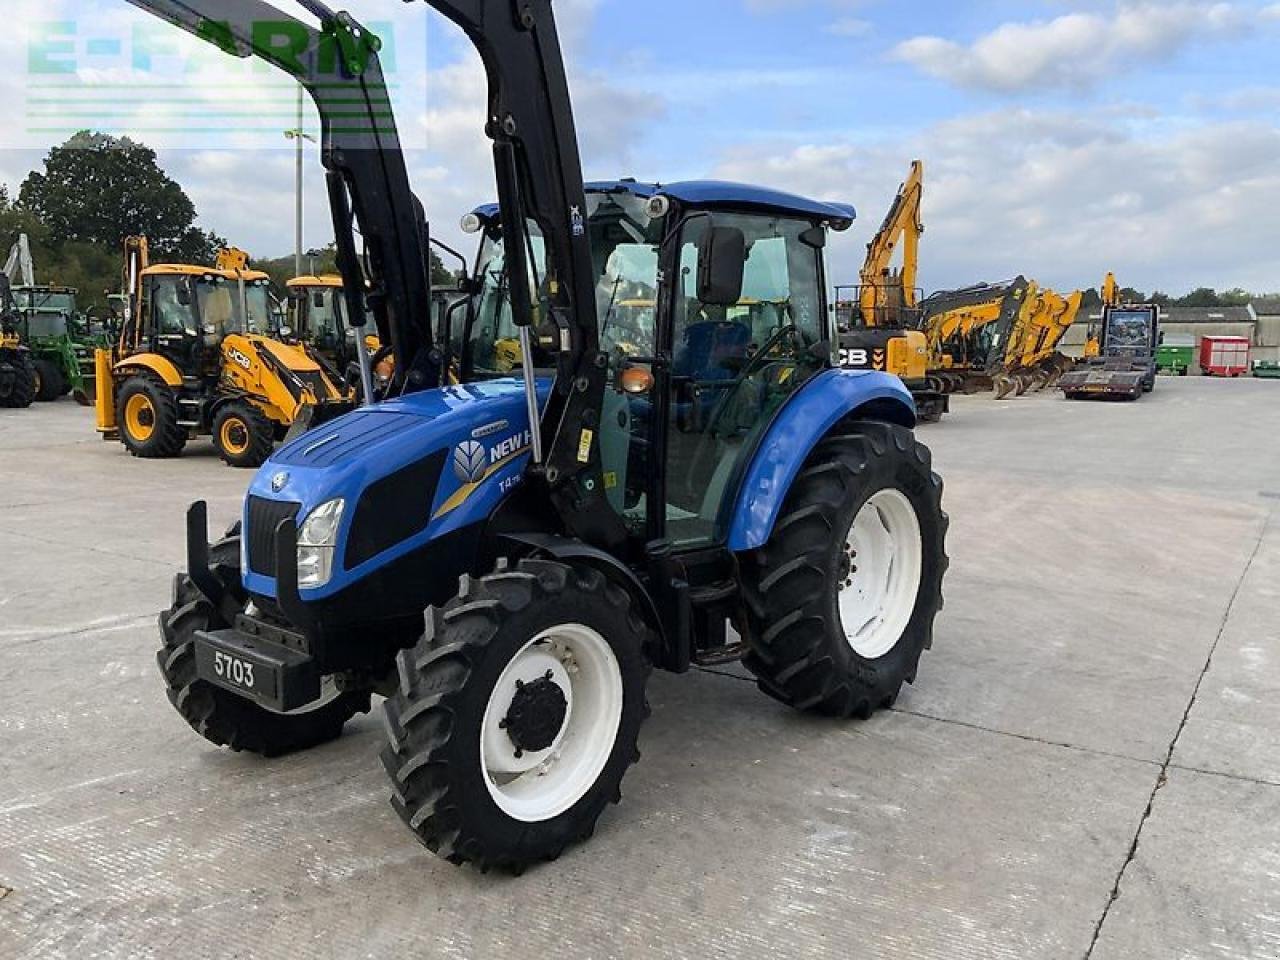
xmin=709 ymin=108 xmax=1280 ymax=296
xmin=894 ymin=2 xmax=1252 ymax=93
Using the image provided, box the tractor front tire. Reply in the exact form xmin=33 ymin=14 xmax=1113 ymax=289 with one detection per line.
xmin=0 ymin=354 xmax=36 ymax=408
xmin=117 ymin=373 xmax=187 ymax=458
xmin=381 ymin=559 xmax=652 ymax=872
xmin=213 ymin=401 xmax=275 ymax=469
xmin=158 ymin=536 xmax=371 ymax=756
xmin=741 ymin=420 xmax=947 ymax=717
xmin=33 ymin=359 xmax=63 ymax=402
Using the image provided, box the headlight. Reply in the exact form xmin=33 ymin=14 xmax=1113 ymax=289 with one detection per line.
xmin=297 ymin=498 xmax=345 ymax=588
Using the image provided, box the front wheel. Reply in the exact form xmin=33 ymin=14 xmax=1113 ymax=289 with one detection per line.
xmin=117 ymin=374 xmax=187 ymax=458
xmin=740 ymin=420 xmax=948 ymax=716
xmin=157 ymin=535 xmax=371 ymax=756
xmin=381 ymin=559 xmax=652 ymax=872
xmin=213 ymin=401 xmax=275 ymax=468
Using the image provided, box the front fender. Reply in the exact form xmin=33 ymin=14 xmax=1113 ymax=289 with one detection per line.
xmin=726 ymin=369 xmax=915 ymax=551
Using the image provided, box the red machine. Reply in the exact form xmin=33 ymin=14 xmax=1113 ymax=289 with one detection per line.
xmin=1199 ymin=336 xmax=1250 ymax=377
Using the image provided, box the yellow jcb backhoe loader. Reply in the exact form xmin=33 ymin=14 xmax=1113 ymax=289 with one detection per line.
xmin=94 ymin=237 xmax=354 ymax=468
xmin=835 ymin=160 xmax=947 ymax=421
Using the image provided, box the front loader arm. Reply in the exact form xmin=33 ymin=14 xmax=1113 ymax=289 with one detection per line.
xmin=126 ymin=0 xmax=626 ymax=549
xmin=124 ymin=0 xmax=436 ymax=394
xmin=421 ymin=1 xmax=621 ymax=548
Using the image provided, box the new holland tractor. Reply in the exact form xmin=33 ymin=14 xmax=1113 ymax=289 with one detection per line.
xmin=132 ymin=0 xmax=948 ymax=871
xmin=95 ymin=236 xmax=354 ymax=467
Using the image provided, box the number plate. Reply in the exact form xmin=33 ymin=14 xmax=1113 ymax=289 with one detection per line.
xmin=194 ymin=636 xmax=281 ymax=707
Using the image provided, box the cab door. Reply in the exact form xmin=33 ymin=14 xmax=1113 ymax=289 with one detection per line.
xmin=661 ymin=213 xmax=827 ymax=547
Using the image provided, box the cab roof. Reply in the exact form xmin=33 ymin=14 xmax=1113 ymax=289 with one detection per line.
xmin=142 ymin=264 xmax=270 ymax=282
xmin=471 ymin=180 xmax=857 ymax=231
xmin=587 ymin=179 xmax=856 ymax=230
xmin=288 ymin=274 xmax=344 ymax=289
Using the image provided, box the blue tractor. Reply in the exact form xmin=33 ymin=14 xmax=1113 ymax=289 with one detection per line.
xmin=133 ymin=0 xmax=949 ymax=871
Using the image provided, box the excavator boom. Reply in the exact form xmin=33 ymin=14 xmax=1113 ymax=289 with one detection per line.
xmin=858 ymin=160 xmax=923 ymax=327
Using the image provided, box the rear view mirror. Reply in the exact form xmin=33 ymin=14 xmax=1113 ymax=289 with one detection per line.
xmin=176 ymin=281 xmax=192 ymax=307
xmin=696 ymin=225 xmax=746 ymax=307
xmin=313 ymin=292 xmax=326 ymax=309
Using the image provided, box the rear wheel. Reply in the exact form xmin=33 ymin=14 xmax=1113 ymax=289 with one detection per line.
xmin=0 ymin=353 xmax=36 ymax=408
xmin=117 ymin=373 xmax=186 ymax=458
xmin=33 ymin=359 xmax=63 ymax=401
xmin=381 ymin=559 xmax=651 ymax=872
xmin=157 ymin=536 xmax=371 ymax=756
xmin=213 ymin=401 xmax=275 ymax=468
xmin=740 ymin=421 xmax=947 ymax=716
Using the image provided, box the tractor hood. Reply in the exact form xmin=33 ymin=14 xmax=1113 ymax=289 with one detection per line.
xmin=243 ymin=378 xmax=551 ymax=601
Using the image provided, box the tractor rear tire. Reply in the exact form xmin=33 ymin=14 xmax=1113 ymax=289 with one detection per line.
xmin=157 ymin=536 xmax=371 ymax=756
xmin=213 ymin=401 xmax=275 ymax=469
xmin=740 ymin=421 xmax=947 ymax=717
xmin=0 ymin=353 xmax=36 ymax=408
xmin=33 ymin=359 xmax=63 ymax=402
xmin=381 ymin=559 xmax=652 ymax=872
xmin=117 ymin=373 xmax=187 ymax=458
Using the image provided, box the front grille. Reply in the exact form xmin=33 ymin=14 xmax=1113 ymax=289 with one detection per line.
xmin=247 ymin=496 xmax=300 ymax=577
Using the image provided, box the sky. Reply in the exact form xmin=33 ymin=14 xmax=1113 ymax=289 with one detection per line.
xmin=0 ymin=0 xmax=1278 ymax=296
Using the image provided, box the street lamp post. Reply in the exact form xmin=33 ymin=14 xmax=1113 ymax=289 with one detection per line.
xmin=284 ymin=84 xmax=316 ymax=280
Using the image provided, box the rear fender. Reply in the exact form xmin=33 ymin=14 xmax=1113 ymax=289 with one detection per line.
xmin=726 ymin=369 xmax=915 ymax=551
xmin=114 ymin=352 xmax=182 ymax=387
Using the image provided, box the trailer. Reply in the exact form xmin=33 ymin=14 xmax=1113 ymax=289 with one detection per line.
xmin=1199 ymin=335 xmax=1250 ymax=378
xmin=1156 ymin=334 xmax=1194 ymax=376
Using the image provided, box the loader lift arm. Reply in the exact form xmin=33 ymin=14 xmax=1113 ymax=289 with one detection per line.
xmin=124 ymin=0 xmax=626 ymax=548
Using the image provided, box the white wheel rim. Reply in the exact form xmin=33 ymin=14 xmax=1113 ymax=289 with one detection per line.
xmin=480 ymin=623 xmax=623 ymax=823
xmin=837 ymin=489 xmax=924 ymax=660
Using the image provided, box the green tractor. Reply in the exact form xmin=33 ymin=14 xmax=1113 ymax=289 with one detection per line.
xmin=12 ymin=284 xmax=106 ymax=404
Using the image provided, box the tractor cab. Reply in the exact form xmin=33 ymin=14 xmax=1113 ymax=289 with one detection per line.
xmin=13 ymin=285 xmax=79 ymax=339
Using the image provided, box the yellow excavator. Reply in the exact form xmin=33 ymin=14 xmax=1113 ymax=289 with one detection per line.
xmin=921 ymin=276 xmax=1083 ymax=399
xmin=835 ymin=160 xmax=946 ymax=421
xmin=94 ymin=237 xmax=353 ymax=467
xmin=994 ymin=286 xmax=1083 ymax=397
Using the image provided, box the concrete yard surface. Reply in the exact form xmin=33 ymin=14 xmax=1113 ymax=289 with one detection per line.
xmin=2 ymin=377 xmax=1279 ymax=959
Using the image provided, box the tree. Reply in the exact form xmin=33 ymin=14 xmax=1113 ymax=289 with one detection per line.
xmin=18 ymin=131 xmax=225 ymax=262
xmin=1178 ymin=287 xmax=1220 ymax=308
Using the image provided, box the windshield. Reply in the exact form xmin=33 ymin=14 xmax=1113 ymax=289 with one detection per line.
xmin=1107 ymin=309 xmax=1153 ymax=348
xmin=462 ymin=222 xmax=555 ymax=377
xmin=588 ymin=190 xmax=663 ymax=359
xmin=234 ymin=280 xmax=273 ymax=334
xmin=16 ymin=289 xmax=76 ymax=315
xmin=460 ymin=191 xmax=665 ymax=382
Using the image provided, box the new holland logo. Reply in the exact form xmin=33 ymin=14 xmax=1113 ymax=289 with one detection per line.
xmin=452 ymin=440 xmax=488 ymax=484
xmin=271 ymin=471 xmax=289 ymax=493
